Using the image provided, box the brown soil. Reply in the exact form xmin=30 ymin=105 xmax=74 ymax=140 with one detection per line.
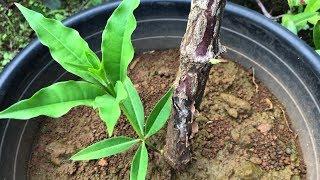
xmin=28 ymin=49 xmax=306 ymax=179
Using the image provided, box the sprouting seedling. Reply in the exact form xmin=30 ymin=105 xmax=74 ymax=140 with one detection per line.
xmin=209 ymin=58 xmax=228 ymax=65
xmin=0 ymin=1 xmax=173 ymax=179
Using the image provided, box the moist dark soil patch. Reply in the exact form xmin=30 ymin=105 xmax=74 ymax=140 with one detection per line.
xmin=28 ymin=49 xmax=306 ymax=179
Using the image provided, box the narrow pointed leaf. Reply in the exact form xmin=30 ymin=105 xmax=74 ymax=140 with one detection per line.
xmin=0 ymin=81 xmax=105 ymax=119
xmin=305 ymin=0 xmax=320 ymax=12
xmin=16 ymin=3 xmax=101 ymax=83
xmin=101 ymin=0 xmax=140 ymax=83
xmin=291 ymin=12 xmax=318 ymax=30
xmin=71 ymin=136 xmax=139 ymax=161
xmin=314 ymin=21 xmax=320 ymax=49
xmin=292 ymin=12 xmax=318 ymax=24
xmin=145 ymin=88 xmax=173 ymax=138
xmin=96 ymin=81 xmax=127 ymax=136
xmin=130 ymin=142 xmax=148 ymax=180
xmin=121 ymin=77 xmax=144 ymax=137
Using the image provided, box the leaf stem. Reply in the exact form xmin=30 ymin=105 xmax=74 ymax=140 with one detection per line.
xmin=104 ymin=83 xmax=115 ymax=97
xmin=255 ymin=0 xmax=283 ymax=20
xmin=144 ymin=140 xmax=161 ymax=154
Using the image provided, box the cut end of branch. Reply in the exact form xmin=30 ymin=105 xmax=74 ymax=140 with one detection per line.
xmin=163 ymin=119 xmax=192 ymax=170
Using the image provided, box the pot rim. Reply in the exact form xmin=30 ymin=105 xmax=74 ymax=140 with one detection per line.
xmin=0 ymin=0 xmax=319 ymax=178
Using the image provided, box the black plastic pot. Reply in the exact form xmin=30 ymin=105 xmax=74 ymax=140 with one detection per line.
xmin=1 ymin=0 xmax=320 ymax=179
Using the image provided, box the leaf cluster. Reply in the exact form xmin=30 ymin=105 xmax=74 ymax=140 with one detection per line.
xmin=282 ymin=0 xmax=320 ymax=53
xmin=0 ymin=1 xmax=173 ymax=179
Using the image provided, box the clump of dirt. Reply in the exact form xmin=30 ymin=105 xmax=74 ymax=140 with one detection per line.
xmin=28 ymin=49 xmax=306 ymax=179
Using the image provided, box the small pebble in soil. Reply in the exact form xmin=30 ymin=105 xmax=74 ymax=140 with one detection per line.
xmin=98 ymin=158 xmax=108 ymax=167
xmin=257 ymin=123 xmax=272 ymax=135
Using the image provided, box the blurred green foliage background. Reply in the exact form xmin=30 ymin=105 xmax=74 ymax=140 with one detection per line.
xmin=0 ymin=0 xmax=111 ymax=71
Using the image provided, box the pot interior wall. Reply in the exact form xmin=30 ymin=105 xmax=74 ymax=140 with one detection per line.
xmin=0 ymin=1 xmax=319 ymax=179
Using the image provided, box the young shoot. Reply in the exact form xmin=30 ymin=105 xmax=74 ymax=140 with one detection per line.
xmin=0 ymin=1 xmax=173 ymax=179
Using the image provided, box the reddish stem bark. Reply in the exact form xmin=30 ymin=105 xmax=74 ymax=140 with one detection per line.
xmin=164 ymin=0 xmax=227 ymax=170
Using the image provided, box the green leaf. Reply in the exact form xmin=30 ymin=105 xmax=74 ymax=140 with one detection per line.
xmin=287 ymin=0 xmax=293 ymax=8
xmin=121 ymin=77 xmax=145 ymax=137
xmin=291 ymin=12 xmax=318 ymax=30
xmin=88 ymin=67 xmax=111 ymax=91
xmin=71 ymin=136 xmax=139 ymax=161
xmin=287 ymin=0 xmax=303 ymax=8
xmin=101 ymin=0 xmax=140 ymax=83
xmin=307 ymin=14 xmax=320 ymax=25
xmin=145 ymin=88 xmax=173 ymax=138
xmin=209 ymin=58 xmax=224 ymax=65
xmin=282 ymin=15 xmax=298 ymax=34
xmin=316 ymin=50 xmax=320 ymax=54
xmin=95 ymin=95 xmax=120 ymax=136
xmin=95 ymin=81 xmax=127 ymax=136
xmin=115 ymin=80 xmax=127 ymax=103
xmin=305 ymin=0 xmax=320 ymax=12
xmin=130 ymin=142 xmax=148 ymax=180
xmin=16 ymin=3 xmax=101 ymax=84
xmin=313 ymin=21 xmax=320 ymax=49
xmin=0 ymin=81 xmax=105 ymax=119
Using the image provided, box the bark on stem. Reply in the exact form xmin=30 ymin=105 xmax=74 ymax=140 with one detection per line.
xmin=164 ymin=0 xmax=226 ymax=170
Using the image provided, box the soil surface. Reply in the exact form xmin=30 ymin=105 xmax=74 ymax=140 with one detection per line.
xmin=28 ymin=49 xmax=306 ymax=179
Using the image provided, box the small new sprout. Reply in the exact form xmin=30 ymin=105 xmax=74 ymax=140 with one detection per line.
xmin=209 ymin=58 xmax=228 ymax=65
xmin=0 ymin=1 xmax=173 ymax=180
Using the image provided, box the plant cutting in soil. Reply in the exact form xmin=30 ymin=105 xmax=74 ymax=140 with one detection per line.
xmin=28 ymin=50 xmax=306 ymax=179
xmin=0 ymin=0 xmax=307 ymax=179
